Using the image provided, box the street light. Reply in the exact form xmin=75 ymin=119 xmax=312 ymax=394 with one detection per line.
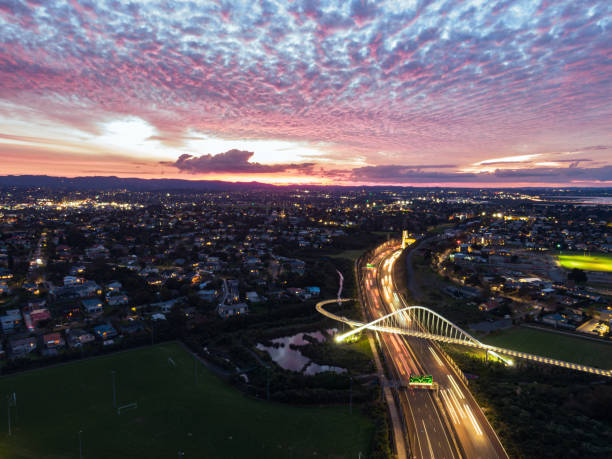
xmin=79 ymin=430 xmax=83 ymax=459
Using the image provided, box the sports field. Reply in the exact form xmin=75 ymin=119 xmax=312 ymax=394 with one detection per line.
xmin=556 ymin=252 xmax=612 ymax=272
xmin=0 ymin=343 xmax=373 ymax=459
xmin=481 ymin=327 xmax=612 ymax=369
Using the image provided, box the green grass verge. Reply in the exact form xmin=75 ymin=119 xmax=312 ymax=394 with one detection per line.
xmin=342 ymin=336 xmax=374 ymax=359
xmin=556 ymin=252 xmax=612 ymax=273
xmin=0 ymin=343 xmax=373 ymax=459
xmin=428 ymin=223 xmax=454 ymax=234
xmin=481 ymin=327 xmax=612 ymax=369
xmin=329 ymin=249 xmax=364 ymax=262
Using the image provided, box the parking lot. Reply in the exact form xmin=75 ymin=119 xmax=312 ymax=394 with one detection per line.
xmin=577 ymin=318 xmax=609 ymax=337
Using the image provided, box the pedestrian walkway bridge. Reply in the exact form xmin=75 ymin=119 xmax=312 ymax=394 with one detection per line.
xmin=316 ymin=299 xmax=612 ymax=378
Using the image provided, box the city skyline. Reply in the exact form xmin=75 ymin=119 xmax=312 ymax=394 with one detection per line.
xmin=1 ymin=0 xmax=611 ymax=186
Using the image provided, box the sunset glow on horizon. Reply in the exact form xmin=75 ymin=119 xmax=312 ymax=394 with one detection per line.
xmin=0 ymin=0 xmax=611 ymax=186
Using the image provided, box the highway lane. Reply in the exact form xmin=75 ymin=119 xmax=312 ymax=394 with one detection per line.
xmin=363 ymin=249 xmax=458 ymax=459
xmin=406 ymin=335 xmax=505 ymax=458
xmin=376 ymin=244 xmax=508 ymax=459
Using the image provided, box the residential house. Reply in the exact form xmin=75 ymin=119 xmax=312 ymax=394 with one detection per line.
xmin=82 ymin=298 xmax=103 ymax=315
xmin=29 ymin=308 xmax=52 ymax=328
xmin=63 ymin=275 xmax=81 ymax=286
xmin=106 ymin=291 xmax=129 ymax=306
xmin=119 ymin=322 xmax=144 ymax=335
xmin=305 ymin=286 xmax=320 ymax=297
xmin=9 ymin=336 xmax=37 ymax=355
xmin=479 ymin=298 xmax=500 ymax=312
xmin=93 ymin=323 xmax=118 ymax=340
xmin=218 ymin=303 xmax=248 ymax=319
xmin=246 ymin=291 xmax=262 ymax=303
xmin=75 ymin=281 xmax=102 ymax=297
xmin=1 ymin=309 xmax=22 ymax=332
xmin=197 ymin=289 xmax=218 ymax=302
xmin=66 ymin=329 xmax=95 ymax=347
xmin=43 ymin=332 xmax=65 ymax=349
xmin=106 ymin=281 xmax=123 ymax=292
xmin=542 ymin=313 xmax=576 ymax=330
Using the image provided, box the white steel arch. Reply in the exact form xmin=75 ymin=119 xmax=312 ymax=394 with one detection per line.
xmin=316 ymin=299 xmax=612 ymax=378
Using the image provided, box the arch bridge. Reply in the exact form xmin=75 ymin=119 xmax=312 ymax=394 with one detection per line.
xmin=317 ymin=299 xmax=612 ymax=378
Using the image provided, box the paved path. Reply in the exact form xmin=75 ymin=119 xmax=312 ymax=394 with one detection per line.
xmin=521 ymin=324 xmax=612 ymax=345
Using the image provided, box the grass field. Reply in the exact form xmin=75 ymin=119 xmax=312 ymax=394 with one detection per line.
xmin=481 ymin=327 xmax=612 ymax=369
xmin=343 ymin=335 xmax=374 ymax=358
xmin=556 ymin=252 xmax=612 ymax=272
xmin=0 ymin=343 xmax=373 ymax=459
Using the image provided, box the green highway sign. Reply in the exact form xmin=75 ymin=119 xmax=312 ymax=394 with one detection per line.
xmin=409 ymin=375 xmax=434 ymax=386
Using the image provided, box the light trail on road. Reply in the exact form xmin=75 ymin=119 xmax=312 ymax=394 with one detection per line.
xmin=318 ymin=242 xmax=513 ymax=458
xmin=429 ymin=346 xmax=443 ymax=366
xmin=365 ymin=248 xmax=457 ymax=459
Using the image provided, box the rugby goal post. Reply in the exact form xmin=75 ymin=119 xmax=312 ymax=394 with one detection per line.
xmin=117 ymin=402 xmax=138 ymax=415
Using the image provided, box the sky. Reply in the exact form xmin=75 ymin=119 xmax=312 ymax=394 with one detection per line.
xmin=0 ymin=0 xmax=611 ymax=186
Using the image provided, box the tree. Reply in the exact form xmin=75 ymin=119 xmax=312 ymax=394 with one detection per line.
xmin=568 ymin=268 xmax=587 ymax=284
xmin=167 ymin=304 xmax=187 ymax=338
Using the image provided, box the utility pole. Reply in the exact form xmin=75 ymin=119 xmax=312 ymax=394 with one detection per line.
xmin=336 ymin=270 xmax=344 ymax=304
xmin=7 ymin=392 xmax=15 ymax=436
xmin=266 ymin=367 xmax=270 ymax=401
xmin=79 ymin=429 xmax=83 ymax=459
xmin=111 ymin=371 xmax=117 ymax=409
xmin=349 ymin=375 xmax=353 ymax=414
xmin=336 ymin=269 xmax=345 ymax=332
xmin=194 ymin=356 xmax=198 ymax=385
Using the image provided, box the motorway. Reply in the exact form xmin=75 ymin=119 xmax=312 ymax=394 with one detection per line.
xmin=362 ymin=245 xmax=508 ymax=459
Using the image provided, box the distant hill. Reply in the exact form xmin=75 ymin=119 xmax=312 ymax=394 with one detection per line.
xmin=0 ymin=175 xmax=609 ymax=193
xmin=0 ymin=175 xmax=279 ymax=191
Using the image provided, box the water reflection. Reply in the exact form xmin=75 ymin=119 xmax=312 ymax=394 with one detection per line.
xmin=256 ymin=330 xmax=346 ymax=375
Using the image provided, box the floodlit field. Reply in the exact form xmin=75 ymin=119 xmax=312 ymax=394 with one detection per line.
xmin=482 ymin=327 xmax=612 ymax=369
xmin=0 ymin=343 xmax=373 ymax=459
xmin=556 ymin=252 xmax=612 ymax=272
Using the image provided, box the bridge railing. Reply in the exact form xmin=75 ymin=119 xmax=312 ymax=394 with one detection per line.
xmin=316 ymin=299 xmax=612 ymax=378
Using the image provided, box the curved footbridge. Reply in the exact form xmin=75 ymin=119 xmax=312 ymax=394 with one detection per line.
xmin=317 ymin=298 xmax=612 ymax=378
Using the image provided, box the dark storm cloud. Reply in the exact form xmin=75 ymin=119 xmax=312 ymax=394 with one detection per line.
xmin=170 ymin=149 xmax=314 ymax=174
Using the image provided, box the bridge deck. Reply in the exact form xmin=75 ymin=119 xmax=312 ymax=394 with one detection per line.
xmin=316 ymin=299 xmax=612 ymax=378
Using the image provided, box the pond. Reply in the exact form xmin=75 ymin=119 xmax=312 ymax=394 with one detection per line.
xmin=256 ymin=330 xmax=346 ymax=375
